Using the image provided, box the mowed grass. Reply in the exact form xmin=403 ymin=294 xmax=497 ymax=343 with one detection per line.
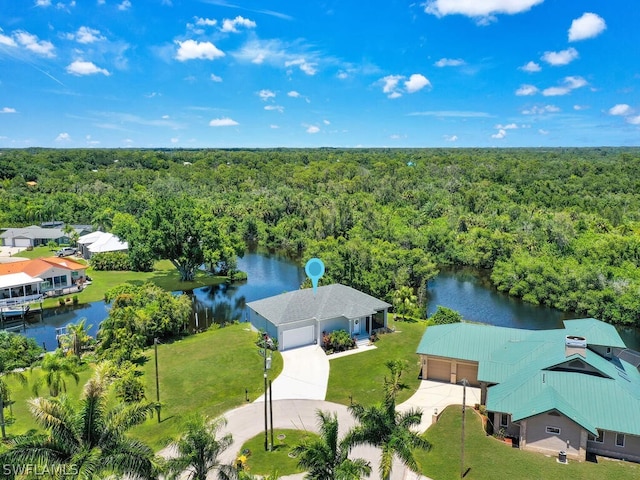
xmin=325 ymin=318 xmax=427 ymax=406
xmin=418 ymin=406 xmax=640 ymax=480
xmin=14 ymin=246 xmax=228 ymax=308
xmin=132 ymin=323 xmax=283 ymax=450
xmin=239 ymin=429 xmax=318 ymax=476
xmin=3 ymin=323 xmax=282 ymax=452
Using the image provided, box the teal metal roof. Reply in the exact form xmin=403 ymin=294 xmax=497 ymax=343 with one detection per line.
xmin=417 ymin=318 xmax=640 ymax=437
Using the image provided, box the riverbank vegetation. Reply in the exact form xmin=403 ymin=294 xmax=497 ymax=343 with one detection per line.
xmin=2 ymin=147 xmax=640 ymax=325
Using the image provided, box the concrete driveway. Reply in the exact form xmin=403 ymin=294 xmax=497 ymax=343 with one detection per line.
xmin=255 ymin=344 xmax=329 ymax=402
xmin=398 ymin=380 xmax=482 ymax=433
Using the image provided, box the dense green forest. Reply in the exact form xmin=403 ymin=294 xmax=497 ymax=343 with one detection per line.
xmin=2 ymin=147 xmax=640 ymax=326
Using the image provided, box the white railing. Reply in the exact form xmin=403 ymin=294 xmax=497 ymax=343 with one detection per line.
xmin=0 ymin=294 xmax=44 ymax=308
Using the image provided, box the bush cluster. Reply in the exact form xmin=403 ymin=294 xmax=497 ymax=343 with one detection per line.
xmin=321 ymin=329 xmax=356 ymax=353
xmin=90 ymin=252 xmax=132 ymax=271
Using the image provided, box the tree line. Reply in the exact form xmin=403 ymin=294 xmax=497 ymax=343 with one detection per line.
xmin=2 ymin=147 xmax=640 ymax=325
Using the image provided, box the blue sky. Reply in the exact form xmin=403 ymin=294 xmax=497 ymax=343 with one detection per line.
xmin=1 ymin=0 xmax=639 ymax=148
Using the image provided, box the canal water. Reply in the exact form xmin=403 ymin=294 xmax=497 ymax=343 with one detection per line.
xmin=9 ymin=253 xmax=640 ymax=351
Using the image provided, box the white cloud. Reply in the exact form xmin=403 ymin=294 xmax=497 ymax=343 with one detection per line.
xmin=284 ymin=58 xmax=317 ymax=75
xmin=66 ymin=60 xmax=110 ymax=76
xmin=445 ymin=134 xmax=458 ymax=142
xmin=404 ymin=73 xmax=431 ymax=93
xmin=538 ymin=129 xmax=549 ymax=135
xmin=170 ymin=137 xmax=179 ymax=143
xmin=35 ymin=0 xmax=51 ymax=6
xmin=55 ymin=132 xmax=71 ymax=142
xmin=491 ymin=129 xmax=507 ymax=139
xmin=337 ymin=71 xmax=348 ymax=79
xmin=409 ymin=110 xmax=491 ymax=118
xmin=323 ymin=119 xmax=330 ymax=125
xmin=270 ymin=124 xmax=279 ymax=129
xmin=627 ymin=116 xmax=640 ymax=125
xmin=542 ymin=76 xmax=587 ymax=96
xmin=288 ymin=91 xmax=301 ymax=98
xmin=195 ymin=17 xmax=217 ymax=27
xmin=210 ymin=74 xmax=222 ymax=82
xmin=569 ymin=12 xmax=606 ymax=42
xmin=573 ymin=105 xmax=589 ymax=111
xmin=541 ymin=47 xmax=578 ymax=66
xmin=434 ymin=58 xmax=465 ymax=67
xmin=306 ymin=125 xmax=320 ymax=134
xmin=516 ymin=84 xmax=538 ymax=96
xmin=209 ymin=117 xmax=238 ymax=127
xmin=74 ymin=26 xmax=105 ymax=44
xmin=608 ymin=104 xmax=631 ymax=116
xmin=162 ymin=115 xmax=170 ymax=119
xmin=520 ymin=61 xmax=541 ymax=72
xmin=221 ymin=16 xmax=256 ymax=33
xmin=118 ymin=0 xmax=131 ymax=11
xmin=15 ymin=31 xmax=55 ymax=57
xmin=496 ymin=123 xmax=518 ymax=129
xmin=1 ymin=107 xmax=16 ymax=113
xmin=264 ymin=105 xmax=284 ymax=113
xmin=425 ymin=0 xmax=543 ymax=22
xmin=258 ymin=89 xmax=275 ymax=101
xmin=175 ymin=40 xmax=224 ymax=61
xmin=521 ymin=105 xmax=560 ymax=115
xmin=381 ymin=75 xmax=402 ymax=98
xmin=0 ymin=33 xmax=17 ymax=47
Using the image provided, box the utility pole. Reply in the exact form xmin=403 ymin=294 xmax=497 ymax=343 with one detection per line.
xmin=269 ymin=379 xmax=274 ymax=450
xmin=460 ymin=378 xmax=468 ymax=479
xmin=263 ymin=370 xmax=268 ymax=451
xmin=0 ymin=395 xmax=5 ymax=439
xmin=154 ymin=338 xmax=161 ymax=423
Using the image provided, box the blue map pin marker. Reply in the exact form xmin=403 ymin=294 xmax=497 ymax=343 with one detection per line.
xmin=305 ymin=257 xmax=325 ymax=295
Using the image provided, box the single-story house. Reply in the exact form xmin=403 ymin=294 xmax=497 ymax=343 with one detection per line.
xmin=0 ymin=257 xmax=87 ymax=300
xmin=417 ymin=319 xmax=640 ymax=462
xmin=246 ymin=284 xmax=391 ymax=351
xmin=77 ymin=231 xmax=128 ymax=259
xmin=0 ymin=225 xmax=91 ymax=248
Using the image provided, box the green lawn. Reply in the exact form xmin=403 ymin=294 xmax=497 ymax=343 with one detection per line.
xmin=239 ymin=429 xmax=318 ymax=476
xmin=3 ymin=323 xmax=282 ymax=452
xmin=325 ymin=318 xmax=428 ymax=406
xmin=418 ymin=406 xmax=640 ymax=480
xmin=13 ymin=247 xmax=229 ymax=308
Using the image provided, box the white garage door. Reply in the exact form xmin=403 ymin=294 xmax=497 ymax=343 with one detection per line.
xmin=281 ymin=325 xmax=315 ymax=350
xmin=14 ymin=238 xmax=32 ymax=247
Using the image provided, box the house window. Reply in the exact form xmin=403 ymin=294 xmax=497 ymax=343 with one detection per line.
xmin=500 ymin=414 xmax=508 ymax=428
xmin=616 ymin=433 xmax=625 ymax=447
xmin=588 ymin=430 xmax=604 ymax=443
xmin=546 ymin=426 xmax=561 ymax=435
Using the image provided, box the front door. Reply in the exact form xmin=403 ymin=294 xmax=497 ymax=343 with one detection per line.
xmin=353 ymin=318 xmax=361 ymax=335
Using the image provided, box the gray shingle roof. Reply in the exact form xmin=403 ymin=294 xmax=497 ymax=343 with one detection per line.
xmin=246 ymin=284 xmax=391 ymax=326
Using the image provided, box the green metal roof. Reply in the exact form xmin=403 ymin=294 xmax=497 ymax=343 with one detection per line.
xmin=417 ymin=318 xmax=640 ymax=437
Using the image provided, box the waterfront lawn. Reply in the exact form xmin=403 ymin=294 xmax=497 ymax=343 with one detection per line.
xmin=132 ymin=323 xmax=283 ymax=450
xmin=419 ymin=406 xmax=640 ymax=480
xmin=239 ymin=429 xmax=317 ymax=476
xmin=325 ymin=318 xmax=427 ymax=406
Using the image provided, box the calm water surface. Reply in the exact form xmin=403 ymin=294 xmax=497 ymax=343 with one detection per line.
xmin=8 ymin=254 xmax=640 ymax=351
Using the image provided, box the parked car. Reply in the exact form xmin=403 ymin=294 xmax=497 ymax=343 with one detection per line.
xmin=56 ymin=247 xmax=77 ymax=257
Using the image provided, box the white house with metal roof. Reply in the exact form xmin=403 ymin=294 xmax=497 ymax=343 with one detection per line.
xmin=246 ymin=283 xmax=391 ymax=351
xmin=417 ymin=318 xmax=640 ymax=463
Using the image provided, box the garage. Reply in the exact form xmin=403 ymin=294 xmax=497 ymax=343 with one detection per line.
xmin=281 ymin=325 xmax=315 ymax=351
xmin=457 ymin=362 xmax=479 ymax=387
xmin=427 ymin=358 xmax=452 ymax=383
xmin=13 ymin=238 xmax=32 ymax=248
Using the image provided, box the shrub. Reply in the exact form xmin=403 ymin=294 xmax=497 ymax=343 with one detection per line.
xmin=321 ymin=329 xmax=355 ymax=353
xmin=90 ymin=252 xmax=132 ymax=271
xmin=429 ymin=306 xmax=463 ymax=325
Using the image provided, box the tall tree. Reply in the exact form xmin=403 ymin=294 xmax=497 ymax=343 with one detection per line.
xmin=164 ymin=415 xmax=236 ymax=480
xmin=32 ymin=352 xmax=80 ymax=397
xmin=0 ymin=368 xmax=159 ymax=479
xmin=346 ymin=363 xmax=431 ymax=480
xmin=291 ymin=410 xmax=371 ymax=480
xmin=391 ymin=287 xmax=418 ymax=321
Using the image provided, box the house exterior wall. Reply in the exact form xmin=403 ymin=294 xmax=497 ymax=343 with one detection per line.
xmin=587 ymin=430 xmax=640 ymax=462
xmin=521 ymin=413 xmax=586 ymax=460
xmin=39 ymin=266 xmax=86 ymax=292
xmin=320 ymin=317 xmax=350 ymax=339
xmin=492 ymin=411 xmax=520 ymax=438
xmin=248 ymin=309 xmax=279 ymax=340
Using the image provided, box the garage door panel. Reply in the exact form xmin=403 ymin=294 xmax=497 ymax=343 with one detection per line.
xmin=457 ymin=363 xmax=479 ymax=387
xmin=427 ymin=358 xmax=451 ymax=383
xmin=15 ymin=238 xmax=31 ymax=247
xmin=282 ymin=325 xmax=315 ymax=350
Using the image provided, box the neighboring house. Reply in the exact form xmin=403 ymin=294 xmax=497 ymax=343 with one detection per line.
xmin=0 ymin=272 xmax=43 ymax=310
xmin=77 ymin=231 xmax=128 ymax=259
xmin=0 ymin=257 xmax=87 ymax=299
xmin=246 ymin=283 xmax=391 ymax=351
xmin=0 ymin=225 xmax=91 ymax=248
xmin=416 ymin=319 xmax=640 ymax=462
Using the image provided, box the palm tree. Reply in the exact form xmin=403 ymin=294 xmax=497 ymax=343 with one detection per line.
xmin=0 ymin=371 xmax=26 ymax=439
xmin=58 ymin=319 xmax=94 ymax=358
xmin=32 ymin=352 xmax=80 ymax=397
xmin=0 ymin=368 xmax=159 ymax=479
xmin=345 ymin=363 xmax=431 ymax=480
xmin=391 ymin=286 xmax=418 ymax=321
xmin=291 ymin=410 xmax=371 ymax=480
xmin=164 ymin=415 xmax=236 ymax=480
